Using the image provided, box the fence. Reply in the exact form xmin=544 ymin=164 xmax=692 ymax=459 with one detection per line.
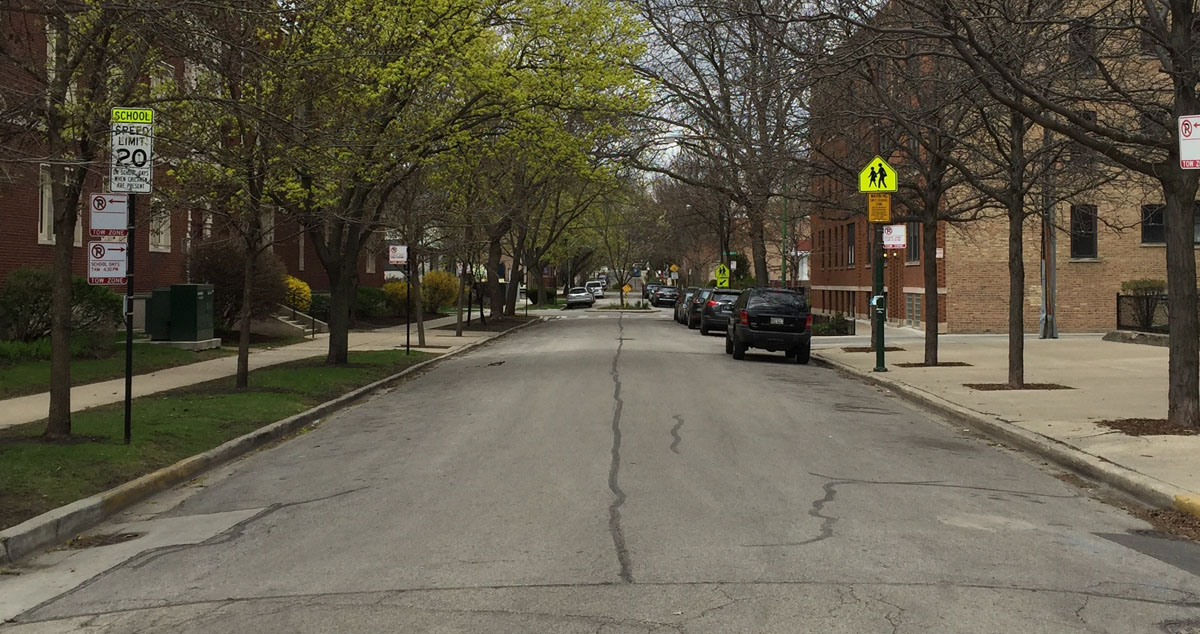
xmin=1116 ymin=293 xmax=1169 ymax=333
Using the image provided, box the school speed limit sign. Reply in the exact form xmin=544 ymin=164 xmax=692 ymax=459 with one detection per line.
xmin=110 ymin=107 xmax=154 ymax=193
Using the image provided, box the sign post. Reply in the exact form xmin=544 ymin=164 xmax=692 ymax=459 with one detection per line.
xmin=859 ymin=156 xmax=897 ymax=373
xmin=110 ymin=107 xmax=153 ymax=444
xmin=395 ymin=245 xmax=410 ymax=355
xmin=1180 ymin=115 xmax=1200 ymax=169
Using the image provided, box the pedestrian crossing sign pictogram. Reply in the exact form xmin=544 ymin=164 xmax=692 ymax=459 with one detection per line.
xmin=859 ymin=156 xmax=897 ymax=193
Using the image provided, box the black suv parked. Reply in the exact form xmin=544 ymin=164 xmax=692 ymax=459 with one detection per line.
xmin=725 ymin=288 xmax=811 ymax=363
xmin=652 ymin=286 xmax=680 ymax=307
xmin=699 ymin=289 xmax=741 ymax=335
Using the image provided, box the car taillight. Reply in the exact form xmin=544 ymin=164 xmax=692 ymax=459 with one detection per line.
xmin=707 ymin=300 xmax=717 ymax=307
xmin=805 ymin=314 xmax=813 ymax=330
xmin=739 ymin=310 xmax=749 ymax=325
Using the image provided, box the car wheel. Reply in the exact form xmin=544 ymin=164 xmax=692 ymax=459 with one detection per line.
xmin=785 ymin=349 xmax=796 ymax=358
xmin=699 ymin=320 xmax=709 ymax=335
xmin=725 ymin=335 xmax=733 ymax=354
xmin=732 ymin=339 xmax=746 ymax=360
xmin=795 ymin=343 xmax=811 ymax=365
xmin=687 ymin=315 xmax=698 ymax=330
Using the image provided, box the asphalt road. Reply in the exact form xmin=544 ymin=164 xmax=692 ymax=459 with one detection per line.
xmin=5 ymin=310 xmax=1200 ymax=633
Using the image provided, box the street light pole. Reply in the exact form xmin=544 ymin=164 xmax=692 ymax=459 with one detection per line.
xmin=782 ymin=194 xmax=788 ymax=288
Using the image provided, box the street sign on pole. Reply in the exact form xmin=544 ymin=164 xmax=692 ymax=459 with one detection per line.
xmin=109 ymin=108 xmax=154 ymax=193
xmin=868 ymin=193 xmax=891 ymax=223
xmin=882 ymin=224 xmax=907 ymax=249
xmin=1181 ymin=115 xmax=1200 ymax=168
xmin=858 ymin=156 xmax=898 ymax=193
xmin=714 ymin=263 xmax=730 ymax=288
xmin=389 ymin=245 xmax=408 ymax=265
xmin=89 ymin=193 xmax=128 ymax=237
xmin=88 ymin=241 xmax=127 ymax=285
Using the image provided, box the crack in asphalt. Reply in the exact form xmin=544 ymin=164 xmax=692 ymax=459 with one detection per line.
xmin=608 ymin=314 xmax=633 ymax=584
xmin=669 ymin=414 xmax=684 ymax=454
xmin=807 ymin=472 xmax=1077 ymax=499
xmin=742 ymin=479 xmax=846 ymax=548
xmin=18 ymin=579 xmax=1200 ymax=627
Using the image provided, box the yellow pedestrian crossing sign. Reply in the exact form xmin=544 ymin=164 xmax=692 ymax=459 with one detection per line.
xmin=714 ymin=263 xmax=730 ymax=288
xmin=859 ymin=156 xmax=897 ymax=193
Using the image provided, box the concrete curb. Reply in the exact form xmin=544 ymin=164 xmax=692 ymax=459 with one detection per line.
xmin=0 ymin=317 xmax=543 ymax=565
xmin=811 ymin=352 xmax=1195 ymax=516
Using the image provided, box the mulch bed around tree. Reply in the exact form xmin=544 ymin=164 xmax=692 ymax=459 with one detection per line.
xmin=1093 ymin=418 xmax=1199 ymax=436
xmin=895 ymin=361 xmax=973 ymax=368
xmin=963 ymin=382 xmax=1072 ymax=391
xmin=841 ymin=346 xmax=905 ymax=353
xmin=433 ymin=315 xmax=540 ymax=333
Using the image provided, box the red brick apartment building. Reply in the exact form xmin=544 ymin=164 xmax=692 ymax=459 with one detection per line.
xmin=809 ymin=188 xmax=1200 ymax=333
xmin=0 ymin=9 xmax=382 ymax=298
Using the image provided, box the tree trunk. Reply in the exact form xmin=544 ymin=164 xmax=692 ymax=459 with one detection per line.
xmin=1163 ymin=175 xmax=1200 ymax=428
xmin=455 ymin=258 xmax=467 ymax=337
xmin=922 ymin=217 xmax=939 ymax=366
xmin=1007 ymin=105 xmax=1027 ymax=389
xmin=412 ymin=254 xmax=426 ymax=347
xmin=504 ymin=251 xmax=522 ymax=316
xmin=748 ymin=205 xmax=769 ymax=285
xmin=44 ymin=178 xmax=76 ymax=439
xmin=486 ymin=233 xmax=505 ymax=317
xmin=1007 ymin=200 xmax=1025 ymax=388
xmin=235 ymin=247 xmax=258 ymax=389
xmin=326 ymin=268 xmax=354 ymax=365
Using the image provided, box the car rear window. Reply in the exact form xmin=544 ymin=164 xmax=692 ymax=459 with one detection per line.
xmin=712 ymin=292 xmax=739 ymax=302
xmin=570 ymin=288 xmax=588 ymax=293
xmin=747 ymin=291 xmax=807 ymax=311
xmin=660 ymin=287 xmax=678 ymax=294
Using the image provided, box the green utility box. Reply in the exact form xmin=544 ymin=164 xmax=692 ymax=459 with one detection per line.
xmin=146 ymin=284 xmax=215 ymax=341
xmin=147 ymin=288 xmax=173 ymax=341
xmin=169 ymin=284 xmax=215 ymax=342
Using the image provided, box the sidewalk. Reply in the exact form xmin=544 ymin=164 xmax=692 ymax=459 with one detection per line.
xmin=0 ymin=314 xmax=491 ymax=432
xmin=814 ymin=336 xmax=1200 ymax=513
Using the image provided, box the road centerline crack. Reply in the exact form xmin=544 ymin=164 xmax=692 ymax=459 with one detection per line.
xmin=608 ymin=314 xmax=633 ymax=584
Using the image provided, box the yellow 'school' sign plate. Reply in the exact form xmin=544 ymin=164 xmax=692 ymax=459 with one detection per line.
xmin=859 ymin=156 xmax=897 ymax=193
xmin=111 ymin=108 xmax=153 ymax=124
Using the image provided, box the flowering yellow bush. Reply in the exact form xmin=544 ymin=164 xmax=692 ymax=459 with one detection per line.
xmin=284 ymin=275 xmax=312 ymax=311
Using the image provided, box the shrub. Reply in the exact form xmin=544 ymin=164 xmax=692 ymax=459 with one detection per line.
xmin=1121 ymin=278 xmax=1167 ymax=295
xmin=422 ymin=270 xmax=460 ymax=311
xmin=284 ymin=276 xmax=312 ymax=311
xmin=355 ymin=286 xmax=390 ymax=318
xmin=383 ymin=281 xmax=411 ymax=316
xmin=0 ymin=268 xmax=121 ymax=342
xmin=309 ymin=293 xmax=331 ymax=320
xmin=191 ymin=240 xmax=289 ymax=326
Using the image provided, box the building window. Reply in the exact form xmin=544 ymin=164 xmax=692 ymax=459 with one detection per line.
xmin=905 ymin=293 xmax=922 ymax=327
xmin=149 ymin=196 xmax=171 ymax=252
xmin=1141 ymin=204 xmax=1165 ymax=244
xmin=365 ymin=250 xmax=376 ymax=274
xmin=261 ymin=208 xmax=275 ymax=251
xmin=905 ymin=222 xmax=920 ymax=263
xmin=846 ymin=222 xmax=855 ymax=266
xmin=298 ymin=233 xmax=305 ymax=272
xmin=1070 ymin=204 xmax=1098 ymax=258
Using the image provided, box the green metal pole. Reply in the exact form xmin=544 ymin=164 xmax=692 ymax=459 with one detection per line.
xmin=873 ymin=223 xmax=887 ymax=372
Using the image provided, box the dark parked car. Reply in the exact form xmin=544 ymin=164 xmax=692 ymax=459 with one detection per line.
xmin=725 ymin=288 xmax=811 ymax=363
xmin=675 ymin=288 xmax=698 ymax=322
xmin=652 ymin=286 xmax=680 ymax=307
xmin=685 ymin=288 xmax=713 ymax=329
xmin=644 ymin=283 xmax=661 ymax=299
xmin=699 ymin=289 xmax=741 ymax=335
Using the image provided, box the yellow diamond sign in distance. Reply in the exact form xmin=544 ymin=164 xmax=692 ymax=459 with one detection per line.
xmin=859 ymin=156 xmax=897 ymax=193
xmin=868 ymin=193 xmax=891 ymax=223
xmin=669 ymin=264 xmax=679 ymax=273
xmin=623 ymin=283 xmax=632 ymax=294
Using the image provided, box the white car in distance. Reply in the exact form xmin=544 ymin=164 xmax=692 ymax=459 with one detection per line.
xmin=585 ymin=280 xmax=605 ymax=298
